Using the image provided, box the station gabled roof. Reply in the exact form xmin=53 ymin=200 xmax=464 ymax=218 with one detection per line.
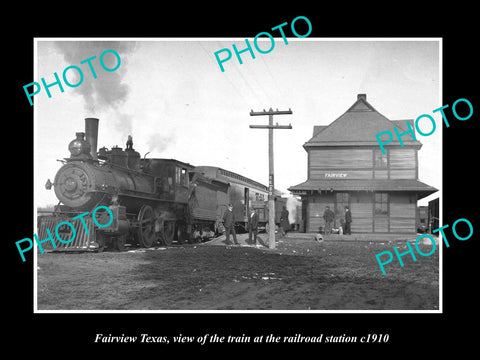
xmin=304 ymin=94 xmax=422 ymax=148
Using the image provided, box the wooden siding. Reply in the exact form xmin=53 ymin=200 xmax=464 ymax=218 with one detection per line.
xmin=390 ymin=203 xmax=416 ymax=218
xmin=389 ymin=193 xmax=416 ymax=233
xmin=351 ymin=216 xmax=373 ymax=233
xmin=309 ymin=149 xmax=372 ymax=169
xmin=389 ymin=148 xmax=416 ymax=168
xmin=374 ymin=217 xmax=389 ymax=232
xmin=390 ymin=218 xmax=416 ymax=233
xmin=350 ymin=192 xmax=373 ymax=232
xmin=373 ymin=170 xmax=388 ymax=179
xmin=308 ymin=147 xmax=418 ymax=180
xmin=389 ymin=148 xmax=416 ymax=179
xmin=390 ymin=169 xmax=416 ymax=179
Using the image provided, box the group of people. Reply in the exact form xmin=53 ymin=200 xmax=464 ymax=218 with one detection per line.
xmin=221 ymin=204 xmax=291 ymax=245
xmin=221 ymin=203 xmax=352 ymax=244
xmin=322 ymin=205 xmax=352 ymax=235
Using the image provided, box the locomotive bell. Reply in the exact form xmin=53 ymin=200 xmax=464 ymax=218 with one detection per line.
xmin=68 ymin=132 xmax=92 ymax=158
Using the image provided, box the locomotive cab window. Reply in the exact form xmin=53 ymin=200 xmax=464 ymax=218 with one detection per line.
xmin=175 ymin=166 xmax=188 ymax=187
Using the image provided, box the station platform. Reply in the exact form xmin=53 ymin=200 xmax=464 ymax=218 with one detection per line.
xmin=203 ymin=231 xmax=438 ymax=247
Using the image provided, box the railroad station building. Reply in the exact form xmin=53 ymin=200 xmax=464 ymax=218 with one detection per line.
xmin=289 ymin=94 xmax=438 ymax=234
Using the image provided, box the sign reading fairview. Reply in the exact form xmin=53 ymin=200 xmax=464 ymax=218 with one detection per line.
xmin=324 ymin=173 xmax=347 ymax=178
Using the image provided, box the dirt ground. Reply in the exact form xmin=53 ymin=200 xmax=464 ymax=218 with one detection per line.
xmin=36 ymin=233 xmax=439 ymax=311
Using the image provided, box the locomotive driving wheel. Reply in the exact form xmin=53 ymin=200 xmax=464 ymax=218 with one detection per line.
xmin=176 ymin=222 xmax=188 ymax=245
xmin=163 ymin=221 xmax=175 ymax=246
xmin=137 ymin=205 xmax=157 ymax=248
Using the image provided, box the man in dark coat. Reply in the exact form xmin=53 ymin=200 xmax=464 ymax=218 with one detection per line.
xmin=248 ymin=207 xmax=259 ymax=245
xmin=280 ymin=206 xmax=290 ymax=237
xmin=223 ymin=204 xmax=239 ymax=245
xmin=323 ymin=205 xmax=335 ymax=235
xmin=344 ymin=206 xmax=352 ymax=235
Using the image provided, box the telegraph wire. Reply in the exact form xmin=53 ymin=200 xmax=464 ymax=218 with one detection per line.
xmin=198 ymin=41 xmax=253 ymax=108
xmin=244 ymin=59 xmax=277 ymax=108
xmin=260 ymin=54 xmax=285 ymax=105
xmin=230 ymin=56 xmax=267 ymax=109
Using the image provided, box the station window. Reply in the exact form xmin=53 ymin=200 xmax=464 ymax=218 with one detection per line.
xmin=374 ymin=149 xmax=388 ymax=168
xmin=374 ymin=193 xmax=388 ymax=216
xmin=336 ymin=192 xmax=349 ymax=214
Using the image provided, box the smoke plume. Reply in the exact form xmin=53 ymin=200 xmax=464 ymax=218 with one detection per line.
xmin=147 ymin=132 xmax=176 ymax=153
xmin=54 ymin=41 xmax=137 ymax=114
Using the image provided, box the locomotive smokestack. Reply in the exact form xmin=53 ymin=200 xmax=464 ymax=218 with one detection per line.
xmin=85 ymin=118 xmax=99 ymax=160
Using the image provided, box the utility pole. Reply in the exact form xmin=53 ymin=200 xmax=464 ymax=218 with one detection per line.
xmin=249 ymin=108 xmax=292 ymax=249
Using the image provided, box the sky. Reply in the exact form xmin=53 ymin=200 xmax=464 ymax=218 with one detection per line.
xmin=34 ymin=38 xmax=441 ymax=208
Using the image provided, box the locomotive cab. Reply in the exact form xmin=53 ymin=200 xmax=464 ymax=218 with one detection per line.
xmin=140 ymin=158 xmax=193 ymax=203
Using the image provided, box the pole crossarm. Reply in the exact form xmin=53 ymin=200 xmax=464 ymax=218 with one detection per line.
xmin=249 ymin=125 xmax=292 ymax=129
xmin=250 ymin=108 xmax=292 ymax=116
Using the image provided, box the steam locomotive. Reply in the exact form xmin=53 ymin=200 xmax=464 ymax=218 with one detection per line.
xmin=39 ymin=118 xmax=284 ymax=251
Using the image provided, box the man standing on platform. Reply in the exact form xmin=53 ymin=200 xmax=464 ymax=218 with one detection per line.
xmin=223 ymin=204 xmax=239 ymax=245
xmin=344 ymin=206 xmax=352 ymax=235
xmin=280 ymin=206 xmax=290 ymax=237
xmin=248 ymin=207 xmax=259 ymax=245
xmin=323 ymin=205 xmax=335 ymax=235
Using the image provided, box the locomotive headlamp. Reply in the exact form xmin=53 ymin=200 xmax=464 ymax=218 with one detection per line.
xmin=68 ymin=132 xmax=91 ymax=158
xmin=69 ymin=141 xmax=83 ymax=156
